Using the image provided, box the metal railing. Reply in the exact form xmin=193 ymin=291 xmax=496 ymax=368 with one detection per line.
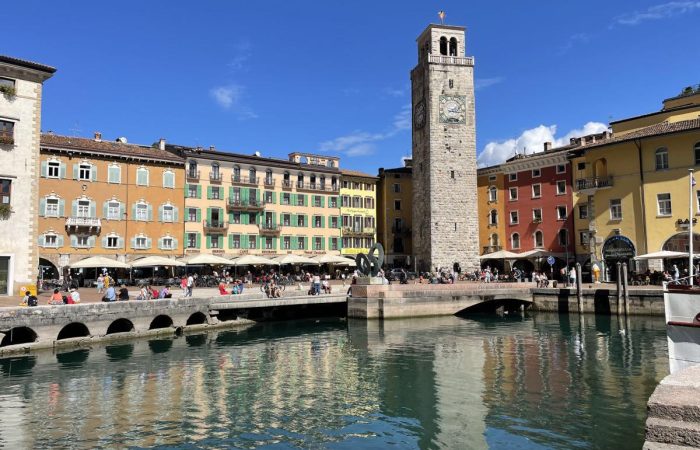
xmin=65 ymin=217 xmax=101 ymax=228
xmin=209 ymin=172 xmax=223 ymax=182
xmin=575 ymin=176 xmax=613 ymax=191
xmin=227 ymin=198 xmax=263 ymax=209
xmin=231 ymin=175 xmax=259 ymax=185
xmin=186 ymin=170 xmax=200 ymax=180
xmin=203 ymin=220 xmax=227 ymax=229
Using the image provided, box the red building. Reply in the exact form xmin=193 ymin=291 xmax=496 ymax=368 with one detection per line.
xmin=502 ymin=144 xmax=575 ymax=273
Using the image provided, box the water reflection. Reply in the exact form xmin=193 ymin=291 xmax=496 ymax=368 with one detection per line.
xmin=0 ymin=314 xmax=668 ymax=449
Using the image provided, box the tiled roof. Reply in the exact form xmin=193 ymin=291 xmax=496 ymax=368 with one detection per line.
xmin=340 ymin=169 xmax=377 ymax=179
xmin=580 ymin=119 xmax=700 ymax=151
xmin=40 ymin=134 xmax=184 ymax=164
xmin=0 ymin=55 xmax=56 ymax=73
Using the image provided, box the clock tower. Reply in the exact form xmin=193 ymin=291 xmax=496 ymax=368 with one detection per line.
xmin=411 ymin=23 xmax=479 ymax=273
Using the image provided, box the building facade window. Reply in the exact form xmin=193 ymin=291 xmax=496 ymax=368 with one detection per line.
xmin=106 ymin=201 xmax=121 ymax=220
xmin=488 ymin=186 xmax=497 ymax=202
xmin=579 ymin=204 xmax=588 ymax=219
xmin=511 ymin=233 xmax=520 ymax=249
xmin=0 ymin=119 xmax=15 ymax=144
xmin=489 ymin=209 xmax=498 ymax=225
xmin=163 ymin=170 xmax=175 ymax=188
xmin=508 ymin=173 xmax=517 ymax=181
xmin=187 ymin=233 xmax=198 ymax=249
xmin=657 ymin=193 xmax=672 ymax=216
xmin=580 ymin=231 xmax=590 ymax=247
xmin=556 ymin=164 xmax=566 ymax=174
xmin=393 ymin=183 xmax=401 ymax=193
xmin=694 ymin=142 xmax=700 ymax=165
xmin=45 ymin=197 xmax=59 ymax=216
xmin=533 ymin=208 xmax=542 ymax=222
xmin=108 ymin=164 xmax=121 ymax=184
xmin=610 ymin=199 xmax=622 ymax=220
xmin=162 ymin=205 xmax=174 ymax=222
xmin=534 ymin=231 xmax=544 ymax=248
xmin=509 ymin=187 xmax=518 ymax=201
xmin=509 ymin=210 xmax=518 ymax=224
xmin=655 ymin=148 xmax=669 ymax=170
xmin=394 ymin=200 xmax=401 ymax=210
xmin=43 ymin=234 xmax=58 ymax=248
xmin=556 ymin=180 xmax=566 ymax=195
xmin=556 ymin=206 xmax=567 ymax=220
xmin=105 ymin=235 xmax=120 ymax=249
xmin=135 ymin=203 xmax=149 ymax=221
xmin=136 ymin=167 xmax=149 ymax=186
xmin=558 ymin=229 xmax=568 ymax=246
xmin=532 ymin=168 xmax=541 ymax=178
xmin=160 ymin=237 xmax=174 ymax=250
xmin=47 ymin=161 xmax=60 ymax=178
xmin=532 ymin=184 xmax=541 ymax=198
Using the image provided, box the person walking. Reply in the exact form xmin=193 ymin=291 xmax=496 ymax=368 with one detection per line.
xmin=569 ymin=266 xmax=577 ymax=288
xmin=312 ymin=273 xmax=321 ymax=295
xmin=96 ymin=274 xmax=105 ymax=294
xmin=185 ymin=274 xmax=194 ymax=297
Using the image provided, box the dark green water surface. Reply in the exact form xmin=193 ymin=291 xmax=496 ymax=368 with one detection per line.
xmin=0 ymin=313 xmax=668 ymax=449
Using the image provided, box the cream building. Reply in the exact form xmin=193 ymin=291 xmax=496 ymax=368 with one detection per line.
xmin=165 ymin=144 xmax=342 ymax=257
xmin=0 ymin=55 xmax=55 ymax=295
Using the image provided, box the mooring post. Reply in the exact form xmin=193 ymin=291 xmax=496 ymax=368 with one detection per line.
xmin=616 ymin=262 xmax=622 ymax=316
xmin=622 ymin=262 xmax=630 ymax=316
xmin=576 ymin=262 xmax=583 ymax=314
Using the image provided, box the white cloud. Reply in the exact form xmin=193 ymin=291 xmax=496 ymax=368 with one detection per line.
xmin=474 ymin=77 xmax=504 ymax=91
xmin=477 ymin=121 xmax=608 ymax=168
xmin=209 ymin=84 xmax=258 ymax=119
xmin=319 ymin=104 xmax=411 ymax=157
xmin=613 ymin=1 xmax=700 ymax=26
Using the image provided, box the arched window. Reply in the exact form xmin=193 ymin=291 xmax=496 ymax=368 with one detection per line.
xmin=489 ymin=209 xmax=498 ymax=225
xmin=297 ymin=172 xmax=304 ymax=188
xmin=655 ymin=147 xmax=669 ymax=170
xmin=320 ymin=175 xmax=326 ymax=189
xmin=265 ymin=169 xmax=273 ymax=185
xmin=449 ymin=37 xmax=458 ymax=56
xmin=133 ymin=201 xmax=152 ymax=222
xmin=511 ymin=233 xmax=520 ymax=249
xmin=211 ymin=163 xmax=220 ymax=181
xmin=233 ymin=165 xmax=241 ymax=181
xmin=249 ymin=167 xmax=256 ymax=183
xmin=694 ymin=142 xmax=700 ymax=165
xmin=490 ymin=233 xmax=499 ymax=246
xmin=283 ymin=171 xmax=290 ymax=188
xmin=488 ymin=186 xmax=497 ymax=202
xmin=187 ymin=161 xmax=197 ymax=179
xmin=136 ymin=167 xmax=149 ymax=186
xmin=107 ymin=163 xmax=121 ymax=184
xmin=439 ymin=37 xmax=447 ymax=55
xmin=534 ymin=230 xmax=544 ymax=248
xmin=41 ymin=195 xmax=63 ymax=218
xmin=331 ymin=176 xmax=338 ymax=190
xmin=310 ymin=174 xmax=316 ymax=188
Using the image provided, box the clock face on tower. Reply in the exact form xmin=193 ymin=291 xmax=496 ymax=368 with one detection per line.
xmin=414 ymin=100 xmax=426 ymax=129
xmin=439 ymin=95 xmax=466 ymax=124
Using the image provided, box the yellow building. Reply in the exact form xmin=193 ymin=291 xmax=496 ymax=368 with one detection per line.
xmin=571 ymin=86 xmax=700 ymax=279
xmin=165 ymin=144 xmax=342 ymax=257
xmin=377 ymin=162 xmax=413 ymax=268
xmin=339 ymin=170 xmax=377 ymax=256
xmin=476 ymin=166 xmax=505 ymax=255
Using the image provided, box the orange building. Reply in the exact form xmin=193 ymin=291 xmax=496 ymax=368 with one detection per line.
xmin=477 ymin=165 xmax=505 ymax=255
xmin=38 ymin=133 xmax=185 ymax=275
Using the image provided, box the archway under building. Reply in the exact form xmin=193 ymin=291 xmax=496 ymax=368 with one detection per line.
xmin=39 ymin=258 xmax=59 ymax=281
xmin=602 ymin=235 xmax=636 ymax=282
xmin=661 ymin=232 xmax=700 ymax=273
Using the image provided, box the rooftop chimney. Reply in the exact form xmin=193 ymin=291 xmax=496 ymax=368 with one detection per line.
xmin=543 ymin=141 xmax=552 ymax=151
xmin=159 ymin=138 xmax=166 ymax=151
xmin=94 ymin=132 xmax=102 ymax=142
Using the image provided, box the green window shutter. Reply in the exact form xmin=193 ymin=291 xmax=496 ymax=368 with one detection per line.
xmin=89 ymin=201 xmax=96 ymax=218
xmin=71 ymin=235 xmax=78 ymax=247
xmin=291 ymin=194 xmax=297 ymax=205
xmin=88 ymin=236 xmax=96 ymax=248
xmin=196 ymin=185 xmax=202 ymax=199
xmin=196 ymin=208 xmax=202 ymax=222
xmin=184 ymin=183 xmax=190 ymax=198
xmin=291 ymin=236 xmax=298 ymax=250
xmin=242 ymin=212 xmax=249 ymax=225
xmin=241 ymin=234 xmax=248 ymax=249
xmin=39 ymin=198 xmax=46 ymax=217
xmin=38 ymin=235 xmax=45 ymax=246
xmin=158 ymin=205 xmax=164 ymax=222
xmin=90 ymin=166 xmax=97 ymax=182
xmin=272 ymin=237 xmax=277 ymax=250
xmin=206 ymin=235 xmax=211 ymax=249
xmin=173 ymin=207 xmax=179 ymax=222
xmin=59 ymin=163 xmax=67 ymax=179
xmin=72 ymin=164 xmax=79 ymax=180
xmin=196 ymin=233 xmax=201 ymax=248
xmin=207 ymin=207 xmax=212 ymax=223
xmin=302 ymin=194 xmax=308 ymax=206
xmin=172 ymin=237 xmax=178 ymax=249
xmin=272 ymin=192 xmax=277 ymax=204
xmin=321 ymin=216 xmax=326 ymax=228
xmin=242 ymin=188 xmax=249 ymax=202
xmin=131 ymin=203 xmax=136 ymax=220
xmin=102 ymin=201 xmax=108 ymax=218
xmin=147 ymin=205 xmax=153 ymax=221
xmin=58 ymin=199 xmax=65 ymax=217
xmin=272 ymin=212 xmax=277 ymax=226
xmin=146 ymin=238 xmax=152 ymax=249
xmin=321 ymin=196 xmax=325 ymax=207
xmin=157 ymin=237 xmax=163 ymax=250
xmin=117 ymin=237 xmax=123 ymax=249
xmin=207 ymin=186 xmax=212 ymax=199
xmin=119 ymin=202 xmax=125 ymax=220
xmin=71 ymin=200 xmax=78 ymax=217
xmin=218 ymin=235 xmax=223 ymax=248
xmin=229 ymin=186 xmax=234 ymax=199
xmin=228 ymin=234 xmax=233 ymax=249
xmin=56 ymin=235 xmax=64 ymax=247
xmin=328 ymin=237 xmax=333 ymax=250
xmin=40 ymin=161 xmax=47 ymax=178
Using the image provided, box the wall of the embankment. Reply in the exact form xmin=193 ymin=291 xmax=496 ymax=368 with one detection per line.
xmin=531 ymin=288 xmax=664 ymax=316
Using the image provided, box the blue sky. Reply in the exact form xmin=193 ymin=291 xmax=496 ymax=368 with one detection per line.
xmin=6 ymin=1 xmax=700 ymax=171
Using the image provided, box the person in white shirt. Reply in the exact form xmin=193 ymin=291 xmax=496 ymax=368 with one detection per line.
xmin=70 ymin=288 xmax=81 ymax=303
xmin=312 ymin=274 xmax=321 ymax=295
xmin=186 ymin=275 xmax=194 ymax=297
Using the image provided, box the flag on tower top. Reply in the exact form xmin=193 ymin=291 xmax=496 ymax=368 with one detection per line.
xmin=438 ymin=11 xmax=446 ymax=24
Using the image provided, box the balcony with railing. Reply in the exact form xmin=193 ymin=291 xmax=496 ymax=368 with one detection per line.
xmin=231 ymin=175 xmax=259 ymax=186
xmin=209 ymin=171 xmax=223 ymax=183
xmin=186 ymin=170 xmax=200 ymax=181
xmin=263 ymin=178 xmax=275 ymax=187
xmin=227 ymin=198 xmax=264 ymax=211
xmin=203 ymin=220 xmax=227 ymax=231
xmin=259 ymin=223 xmax=281 ymax=235
xmin=282 ymin=179 xmax=293 ymax=190
xmin=482 ymin=245 xmax=502 ymax=254
xmin=65 ymin=217 xmax=101 ymax=232
xmin=428 ymin=54 xmax=475 ymax=66
xmin=296 ymin=182 xmax=340 ymax=193
xmin=575 ymin=176 xmax=613 ymax=192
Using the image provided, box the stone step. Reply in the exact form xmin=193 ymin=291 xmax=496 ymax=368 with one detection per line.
xmin=648 ymin=385 xmax=700 ymax=423
xmin=644 ymin=441 xmax=700 ymax=450
xmin=646 ymin=417 xmax=700 ymax=448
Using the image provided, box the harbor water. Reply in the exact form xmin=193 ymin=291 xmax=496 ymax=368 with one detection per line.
xmin=0 ymin=313 xmax=668 ymax=449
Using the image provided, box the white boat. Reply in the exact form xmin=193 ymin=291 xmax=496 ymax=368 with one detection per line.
xmin=664 ymin=284 xmax=700 ymax=374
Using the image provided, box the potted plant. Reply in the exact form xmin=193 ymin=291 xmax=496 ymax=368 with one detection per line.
xmin=0 ymin=85 xmax=16 ymax=97
xmin=0 ymin=134 xmax=13 ymax=145
xmin=0 ymin=203 xmax=12 ymax=219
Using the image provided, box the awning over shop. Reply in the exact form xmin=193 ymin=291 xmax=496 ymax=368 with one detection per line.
xmin=69 ymin=256 xmax=131 ymax=269
xmin=634 ymin=250 xmax=689 ymax=260
xmin=232 ymin=255 xmax=277 ymax=266
xmin=182 ymin=254 xmax=235 ymax=265
xmin=131 ymin=256 xmax=186 ymax=267
xmin=272 ymin=254 xmax=319 ymax=265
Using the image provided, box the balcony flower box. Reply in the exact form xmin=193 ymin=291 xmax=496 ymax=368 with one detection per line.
xmin=0 ymin=85 xmax=16 ymax=98
xmin=0 ymin=135 xmax=14 ymax=146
